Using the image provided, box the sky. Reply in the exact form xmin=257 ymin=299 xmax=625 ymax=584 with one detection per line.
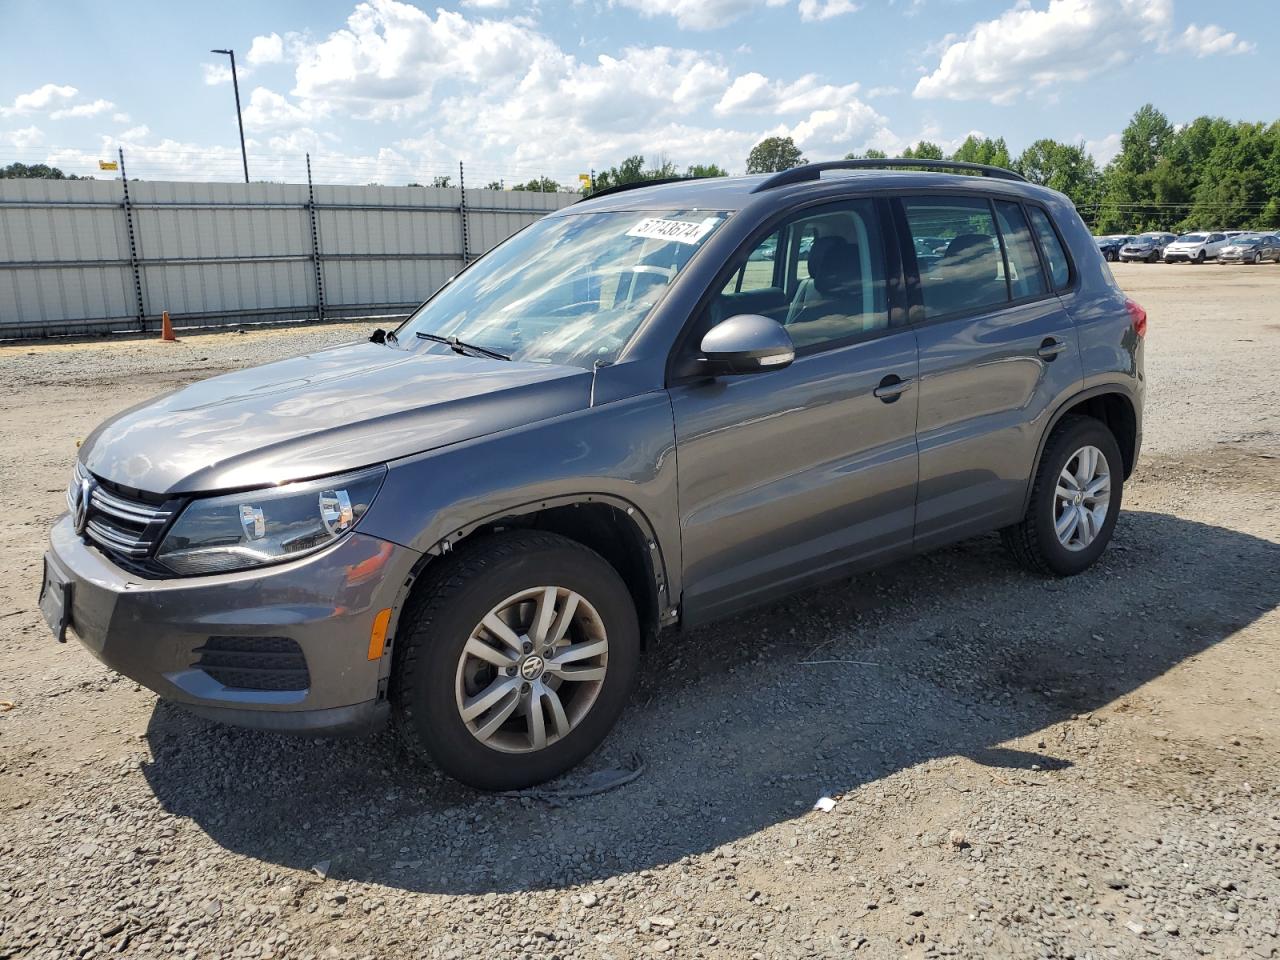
xmin=0 ymin=0 xmax=1273 ymax=186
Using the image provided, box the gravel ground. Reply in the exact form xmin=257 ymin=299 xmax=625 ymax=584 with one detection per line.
xmin=1 ymin=263 xmax=1278 ymax=960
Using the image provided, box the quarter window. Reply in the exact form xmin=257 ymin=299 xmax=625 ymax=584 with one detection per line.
xmin=1027 ymin=206 xmax=1071 ymax=290
xmin=993 ymin=200 xmax=1048 ymax=300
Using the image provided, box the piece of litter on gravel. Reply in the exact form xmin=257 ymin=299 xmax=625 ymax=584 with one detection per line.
xmin=311 ymin=860 xmax=331 ymax=880
xmin=813 ymin=796 xmax=837 ymax=812
xmin=1125 ymin=921 xmax=1146 ymax=936
xmin=499 ymin=753 xmax=644 ymax=804
xmin=0 ymin=700 xmax=14 ymax=712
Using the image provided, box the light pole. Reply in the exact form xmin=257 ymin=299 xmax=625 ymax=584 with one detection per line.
xmin=210 ymin=48 xmax=249 ymax=183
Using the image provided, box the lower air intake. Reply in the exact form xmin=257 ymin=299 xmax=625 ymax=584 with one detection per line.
xmin=193 ymin=636 xmax=310 ymax=692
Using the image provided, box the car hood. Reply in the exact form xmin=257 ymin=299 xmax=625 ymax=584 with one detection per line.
xmin=80 ymin=341 xmax=594 ymax=495
xmin=1167 ymin=241 xmax=1203 ymax=249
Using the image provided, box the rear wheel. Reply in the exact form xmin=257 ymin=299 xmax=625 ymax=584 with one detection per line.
xmin=1001 ymin=416 xmax=1124 ymax=577
xmin=391 ymin=531 xmax=640 ymax=791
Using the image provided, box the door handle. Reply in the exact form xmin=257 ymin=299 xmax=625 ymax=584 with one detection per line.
xmin=1037 ymin=337 xmax=1067 ymax=360
xmin=873 ymin=375 xmax=914 ymax=403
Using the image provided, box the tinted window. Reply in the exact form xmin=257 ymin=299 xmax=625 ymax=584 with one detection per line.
xmin=994 ymin=200 xmax=1048 ymax=300
xmin=1028 ymin=207 xmax=1070 ymax=290
xmin=904 ymin=197 xmax=1006 ymax=318
xmin=707 ymin=199 xmax=890 ymax=352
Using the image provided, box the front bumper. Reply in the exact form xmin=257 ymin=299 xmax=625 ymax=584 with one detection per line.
xmin=41 ymin=515 xmax=422 ymax=735
xmin=1119 ymin=250 xmax=1156 ymax=261
xmin=1163 ymin=250 xmax=1199 ymax=262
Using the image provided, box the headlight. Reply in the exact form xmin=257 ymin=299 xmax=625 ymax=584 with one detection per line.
xmin=156 ymin=465 xmax=386 ymax=575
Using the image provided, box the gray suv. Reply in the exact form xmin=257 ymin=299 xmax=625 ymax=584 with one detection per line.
xmin=40 ymin=160 xmax=1145 ymax=790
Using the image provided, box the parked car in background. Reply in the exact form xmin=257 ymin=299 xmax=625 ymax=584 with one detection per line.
xmin=1218 ymin=233 xmax=1280 ymax=264
xmin=1095 ymin=235 xmax=1133 ymax=262
xmin=41 ymin=159 xmax=1146 ymax=790
xmin=1222 ymin=230 xmax=1247 ymax=240
xmin=1118 ymin=232 xmax=1175 ymax=263
xmin=1163 ymin=232 xmax=1229 ymax=263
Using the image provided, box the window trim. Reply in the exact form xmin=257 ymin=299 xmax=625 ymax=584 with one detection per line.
xmin=993 ymin=198 xmax=1051 ymax=302
xmin=893 ymin=193 xmax=1072 ymax=329
xmin=665 ymin=194 xmax=908 ymax=385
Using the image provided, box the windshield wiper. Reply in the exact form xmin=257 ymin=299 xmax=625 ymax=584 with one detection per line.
xmin=415 ymin=331 xmax=510 ymax=361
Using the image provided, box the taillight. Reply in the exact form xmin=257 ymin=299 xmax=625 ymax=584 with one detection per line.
xmin=1125 ymin=298 xmax=1147 ymax=338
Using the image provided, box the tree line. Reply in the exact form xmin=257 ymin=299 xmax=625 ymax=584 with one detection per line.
xmin=6 ymin=103 xmax=1275 ymax=231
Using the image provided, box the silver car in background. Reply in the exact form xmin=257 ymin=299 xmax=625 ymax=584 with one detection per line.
xmin=1218 ymin=233 xmax=1280 ymax=264
xmin=1118 ymin=232 xmax=1175 ymax=263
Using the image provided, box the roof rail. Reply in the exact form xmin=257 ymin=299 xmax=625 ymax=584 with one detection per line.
xmin=751 ymin=158 xmax=1028 ymax=193
xmin=576 ymin=176 xmax=693 ymax=203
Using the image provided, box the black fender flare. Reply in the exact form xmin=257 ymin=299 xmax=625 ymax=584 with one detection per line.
xmin=1019 ymin=384 xmax=1139 ymax=515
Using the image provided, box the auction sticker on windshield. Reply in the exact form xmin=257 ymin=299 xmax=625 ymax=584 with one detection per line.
xmin=626 ymin=216 xmax=721 ymax=245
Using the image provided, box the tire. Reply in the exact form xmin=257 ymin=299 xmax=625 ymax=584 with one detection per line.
xmin=1249 ymin=253 xmax=1259 ymax=265
xmin=391 ymin=530 xmax=641 ymax=791
xmin=1001 ymin=416 xmax=1124 ymax=577
xmin=1195 ymin=250 xmax=1206 ymax=264
xmin=1148 ymin=251 xmax=1158 ymax=264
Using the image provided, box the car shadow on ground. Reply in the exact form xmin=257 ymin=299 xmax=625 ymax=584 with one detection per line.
xmin=140 ymin=510 xmax=1280 ymax=895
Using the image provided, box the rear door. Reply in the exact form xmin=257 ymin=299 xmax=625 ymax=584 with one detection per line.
xmin=898 ymin=194 xmax=1083 ymax=551
xmin=668 ymin=197 xmax=920 ymax=625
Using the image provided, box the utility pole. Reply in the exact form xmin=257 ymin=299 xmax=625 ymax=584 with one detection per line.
xmin=210 ymin=48 xmax=249 ymax=183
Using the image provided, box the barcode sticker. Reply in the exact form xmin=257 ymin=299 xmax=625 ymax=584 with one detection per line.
xmin=625 ymin=217 xmax=720 ymax=245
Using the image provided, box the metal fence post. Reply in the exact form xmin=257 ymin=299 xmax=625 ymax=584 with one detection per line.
xmin=306 ymin=154 xmax=326 ymax=322
xmin=458 ymin=160 xmax=470 ymax=266
xmin=118 ymin=147 xmax=147 ymax=332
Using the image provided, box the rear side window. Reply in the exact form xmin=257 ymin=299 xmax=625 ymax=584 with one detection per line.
xmin=903 ymin=197 xmax=1006 ymax=319
xmin=993 ymin=200 xmax=1048 ymax=300
xmin=1027 ymin=207 xmax=1070 ymax=290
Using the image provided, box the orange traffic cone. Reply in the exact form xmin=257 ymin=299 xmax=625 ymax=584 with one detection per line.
xmin=160 ymin=311 xmax=177 ymax=342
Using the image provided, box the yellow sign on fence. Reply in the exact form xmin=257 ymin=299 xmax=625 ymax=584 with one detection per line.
xmin=98 ymin=160 xmax=118 ymax=171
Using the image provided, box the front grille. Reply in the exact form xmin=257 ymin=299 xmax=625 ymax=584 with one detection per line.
xmin=69 ymin=462 xmax=176 ymax=561
xmin=193 ymin=636 xmax=310 ymax=692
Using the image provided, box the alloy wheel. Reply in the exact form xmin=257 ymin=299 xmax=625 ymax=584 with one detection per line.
xmin=454 ymin=586 xmax=609 ymax=754
xmin=1054 ymin=445 xmax=1111 ymax=551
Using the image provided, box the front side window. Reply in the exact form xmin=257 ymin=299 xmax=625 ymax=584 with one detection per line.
xmin=710 ymin=199 xmax=889 ymax=351
xmin=1028 ymin=207 xmax=1071 ymax=290
xmin=903 ymin=196 xmax=1007 ymax=318
xmin=397 ymin=209 xmax=727 ymax=368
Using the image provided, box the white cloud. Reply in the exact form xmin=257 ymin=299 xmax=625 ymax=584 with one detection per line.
xmin=50 ymin=99 xmax=115 ymax=120
xmin=242 ymin=87 xmax=326 ymax=131
xmin=716 ymin=73 xmax=864 ymax=116
xmin=112 ymin=112 xmax=132 ymax=124
xmin=0 ymin=83 xmax=78 ymax=116
xmin=914 ymin=0 xmax=1252 ymax=104
xmin=202 ymin=62 xmax=234 ymax=86
xmin=1175 ymin=24 xmax=1254 ymax=58
xmin=0 ymin=125 xmax=45 ymax=149
xmin=247 ymin=32 xmax=286 ymax=65
xmin=1085 ymin=132 xmax=1122 ymax=165
xmin=797 ymin=0 xmax=861 ymax=22
xmin=119 ymin=125 xmax=151 ymax=141
xmin=461 ymin=0 xmax=509 ymax=7
xmin=612 ymin=0 xmax=788 ymax=30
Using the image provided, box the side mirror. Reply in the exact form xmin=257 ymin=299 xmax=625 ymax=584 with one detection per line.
xmin=699 ymin=314 xmax=795 ymax=375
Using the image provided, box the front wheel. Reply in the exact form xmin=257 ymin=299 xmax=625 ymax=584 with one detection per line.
xmin=391 ymin=531 xmax=640 ymax=791
xmin=1001 ymin=416 xmax=1124 ymax=577
xmin=1195 ymin=250 xmax=1206 ymax=264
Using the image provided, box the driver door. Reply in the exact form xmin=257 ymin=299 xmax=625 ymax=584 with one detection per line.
xmin=667 ymin=198 xmax=920 ymax=626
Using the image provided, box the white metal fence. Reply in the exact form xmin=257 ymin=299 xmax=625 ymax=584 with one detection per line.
xmin=0 ymin=176 xmax=577 ymax=339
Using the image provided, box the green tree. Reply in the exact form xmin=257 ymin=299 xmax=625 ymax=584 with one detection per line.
xmin=1 ymin=162 xmax=84 ymax=179
xmin=1013 ymin=139 xmax=1101 ymax=213
xmin=746 ymin=136 xmax=805 ymax=174
xmin=950 ymin=135 xmax=1012 ymax=169
xmin=685 ymin=163 xmax=728 ymax=179
xmin=430 ymin=175 xmax=453 ymax=188
xmin=483 ymin=180 xmax=504 ymax=190
xmin=844 ymin=149 xmax=887 ymax=160
xmin=512 ymin=176 xmax=563 ymax=192
xmin=900 ymin=141 xmax=944 ymax=160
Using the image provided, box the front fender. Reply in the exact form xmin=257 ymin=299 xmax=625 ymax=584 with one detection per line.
xmin=358 ymin=391 xmax=682 ymax=610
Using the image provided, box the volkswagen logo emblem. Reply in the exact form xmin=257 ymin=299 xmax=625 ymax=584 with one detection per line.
xmin=519 ymin=655 xmax=545 ymax=682
xmin=72 ymin=476 xmax=95 ymax=536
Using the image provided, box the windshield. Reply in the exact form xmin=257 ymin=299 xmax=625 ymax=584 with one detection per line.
xmin=1129 ymin=237 xmax=1154 ymax=245
xmin=1231 ymin=236 xmax=1260 ymax=245
xmin=1177 ymin=234 xmax=1207 ymax=243
xmin=395 ymin=209 xmax=727 ymax=368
